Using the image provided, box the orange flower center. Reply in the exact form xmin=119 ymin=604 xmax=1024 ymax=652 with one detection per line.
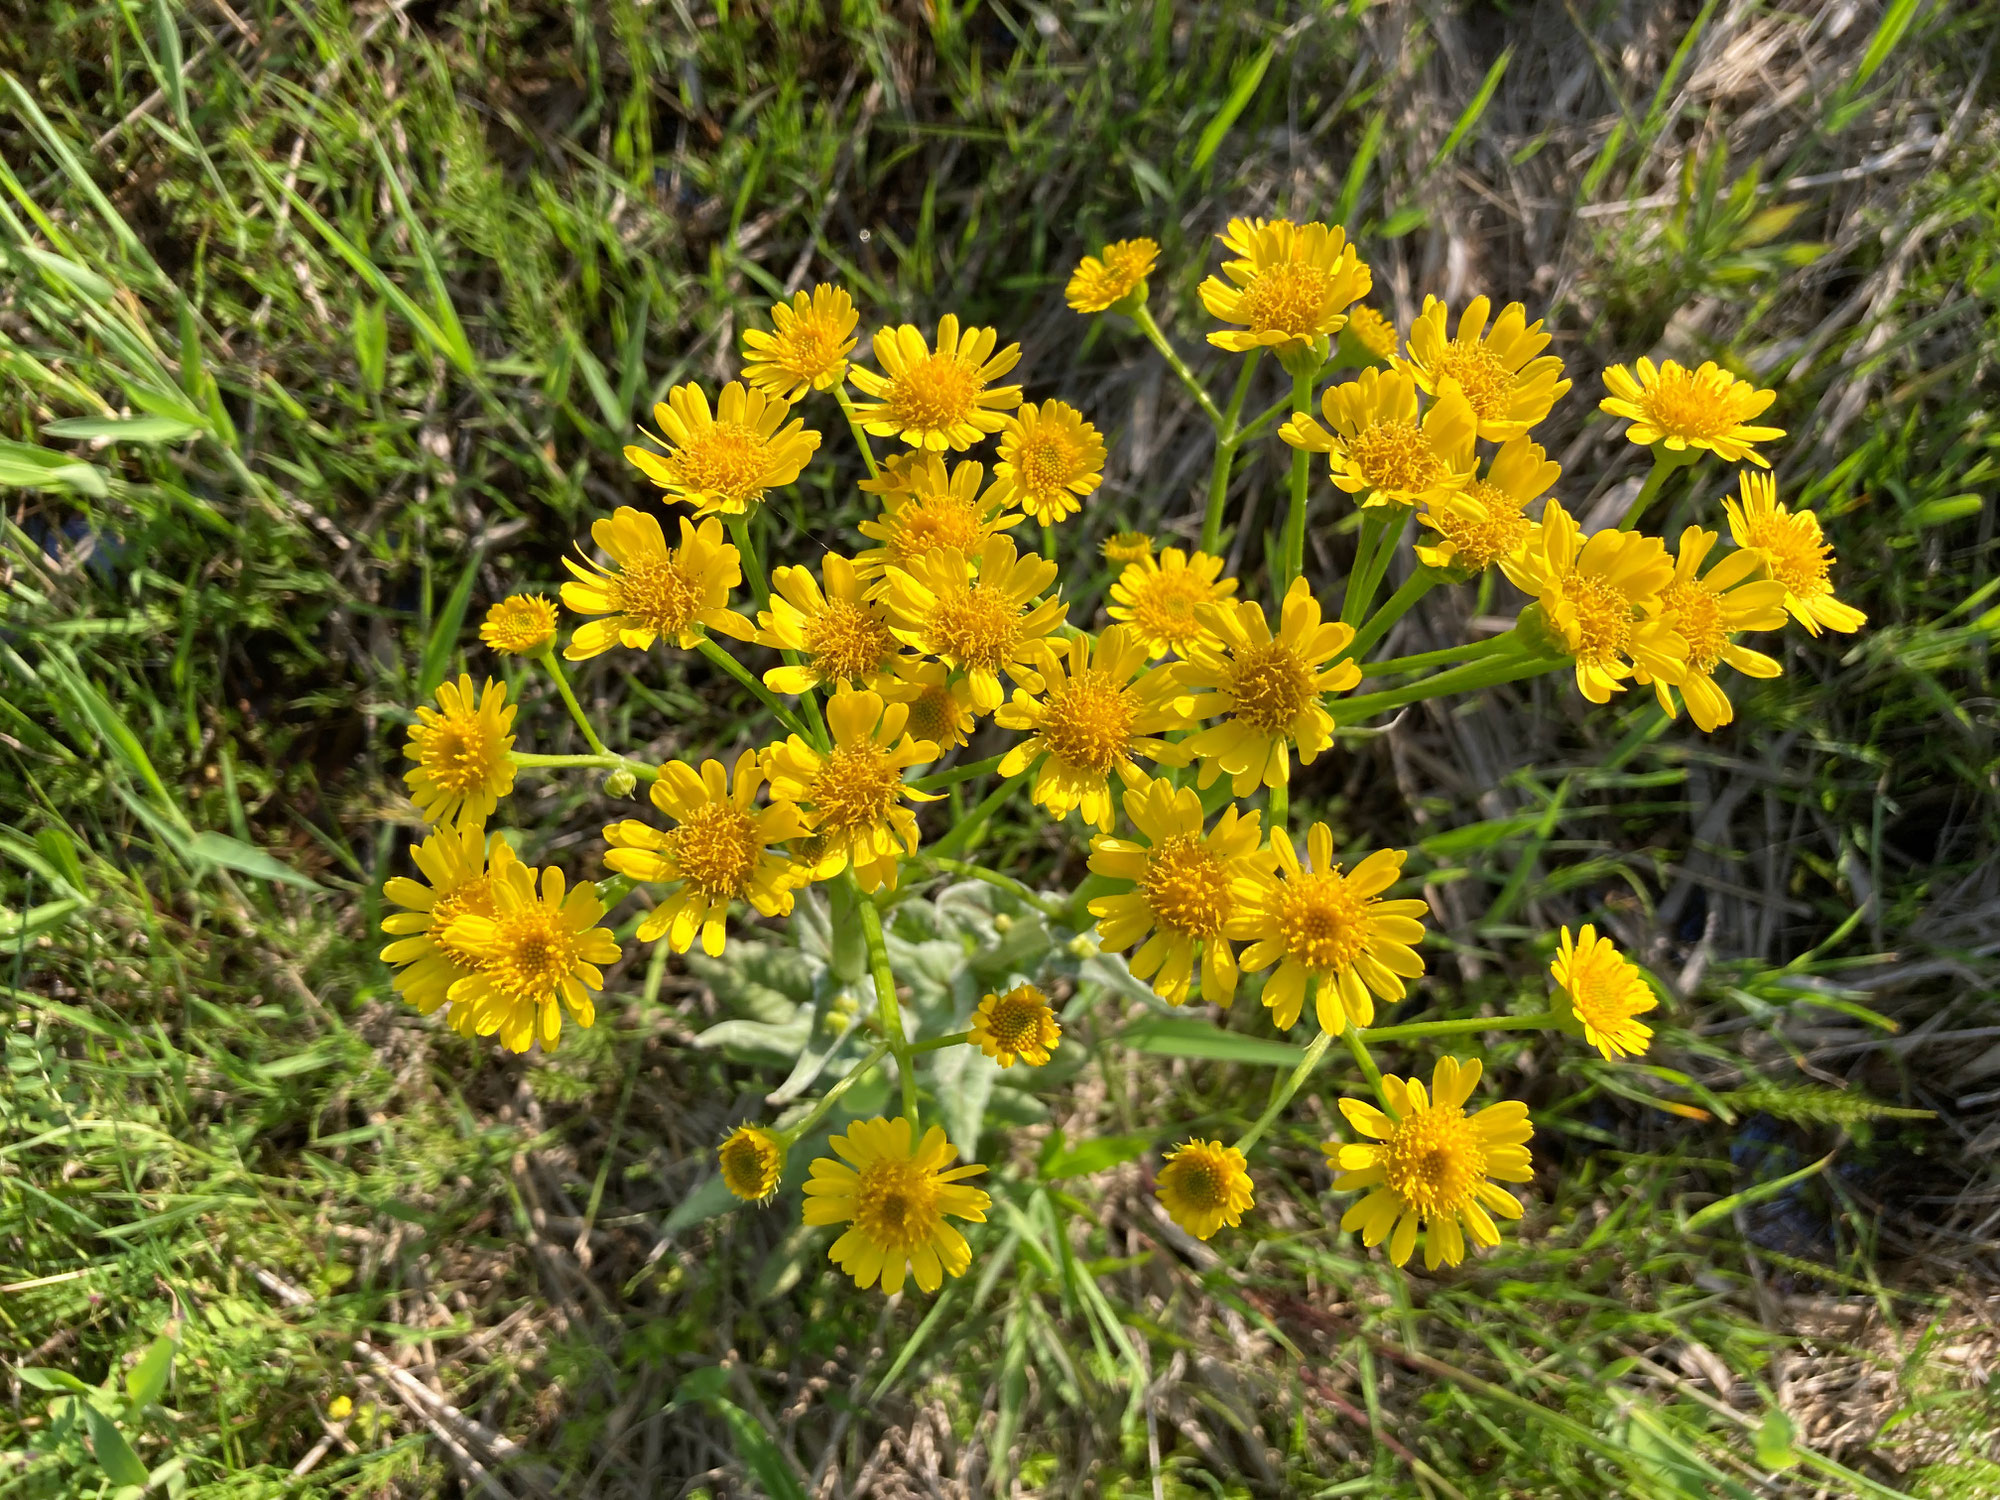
xmin=1238 ymin=261 xmax=1337 ymax=336
xmin=669 ymin=423 xmax=773 ymax=502
xmin=720 ymin=1130 xmax=783 ymax=1199
xmin=1037 ymin=671 xmax=1137 ymax=775
xmin=1019 ymin=432 xmax=1081 ymax=496
xmin=670 ymin=802 xmax=760 ymax=899
xmin=888 ymin=496 xmax=988 ymax=564
xmin=926 ymin=583 xmax=1021 ymax=674
xmin=1430 ymin=479 xmax=1530 ymax=568
xmin=1382 ymin=1104 xmax=1485 ymax=1221
xmin=1744 ymin=512 xmax=1836 ymax=600
xmin=985 ymin=989 xmax=1051 ymax=1052
xmin=612 ymin=556 xmax=705 ymax=637
xmin=483 ymin=905 xmax=580 ymax=1003
xmin=804 ymin=600 xmax=897 ymax=685
xmin=1269 ymin=870 xmax=1368 ymax=973
xmin=1123 ymin=569 xmax=1218 ymax=649
xmin=417 ymin=717 xmax=501 ymax=798
xmin=900 ymin=683 xmax=961 ymax=747
xmin=887 ymin=354 xmax=981 ymax=432
xmin=1225 ymin=639 xmax=1317 ymax=733
xmin=1141 ymin=835 xmax=1233 ymax=938
xmin=1346 ymin=419 xmax=1443 ymax=496
xmin=430 ymin=875 xmax=498 ymax=965
xmin=852 ymin=1157 xmax=943 ymax=1252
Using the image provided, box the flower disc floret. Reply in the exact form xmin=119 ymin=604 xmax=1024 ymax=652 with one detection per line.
xmin=847 ymin=314 xmax=1022 ymax=451
xmin=625 ymin=381 xmax=821 ymax=516
xmin=479 ymin=595 xmax=558 ymax=656
xmin=877 ymin=658 xmax=979 ymax=752
xmin=1200 ymin=218 xmax=1371 ymax=353
xmin=1723 ymin=471 xmax=1866 ymax=636
xmin=880 ymin=535 xmax=1067 ymax=713
xmin=1342 ymin=304 xmax=1399 ymax=361
xmin=719 ymin=1125 xmax=787 ymax=1202
xmin=380 ymin=823 xmax=521 ymax=1032
xmin=1106 ymin=547 xmax=1238 ymax=659
xmin=1282 ymin=366 xmax=1477 ymax=507
xmin=763 ymin=689 xmax=940 ymax=893
xmin=561 ymin=509 xmax=755 ymax=659
xmin=1601 ymin=359 xmax=1784 ymax=467
xmin=1156 ymin=1139 xmax=1254 ymax=1240
xmin=991 ymin=401 xmax=1106 ymax=525
xmin=1397 ymin=296 xmax=1571 ymax=440
xmin=443 ymin=862 xmax=621 ymax=1053
xmin=741 ymin=283 xmax=860 ymax=400
xmin=403 ymin=674 xmax=517 ymax=827
xmin=1067 ymin=238 xmax=1160 ymax=313
xmin=1550 ymin=924 xmax=1658 ymax=1060
xmin=970 ymin=984 xmax=1061 ymax=1068
xmin=803 ymin=1117 xmax=991 ymax=1293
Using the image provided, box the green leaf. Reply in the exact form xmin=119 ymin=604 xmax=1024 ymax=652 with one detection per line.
xmin=183 ymin=832 xmax=324 ymax=891
xmin=125 ymin=1325 xmax=179 ymax=1408
xmin=1754 ymin=1408 xmax=1800 ymax=1471
xmin=1118 ymin=1016 xmax=1303 ymax=1068
xmin=41 ymin=415 xmax=201 ymax=444
xmin=662 ymin=1173 xmax=742 ymax=1233
xmin=1684 ymin=1151 xmax=1835 ymax=1233
xmin=1039 ymin=1131 xmax=1152 ymax=1180
xmin=15 ymin=1366 xmax=93 ymax=1394
xmin=85 ymin=1405 xmax=149 ymax=1487
xmin=1910 ymin=493 xmax=1984 ymax=526
xmin=0 ymin=897 xmax=82 ymax=943
xmin=1429 ymin=47 xmax=1511 ymax=172
xmin=711 ymin=1398 xmax=808 ymax=1500
xmin=1191 ymin=43 xmax=1274 ymax=172
xmin=0 ymin=437 xmax=108 ymax=497
xmin=418 ymin=548 xmax=483 ymax=700
xmin=353 ymin=300 xmax=389 ymax=395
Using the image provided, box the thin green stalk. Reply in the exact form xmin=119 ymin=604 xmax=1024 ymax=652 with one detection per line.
xmin=534 ymin=648 xmax=607 ymax=755
xmin=511 ymin=750 xmax=657 ymax=780
xmin=1334 ymin=642 xmax=1560 ymax=725
xmin=1042 ymin=521 xmax=1058 ymax=561
xmin=780 ymin=1040 xmax=894 ymax=1144
xmin=1343 ymin=1027 xmax=1388 ymax=1109
xmin=1344 ymin=564 xmax=1440 ymax=663
xmin=1620 ymin=448 xmax=1693 ymax=530
xmin=1131 ymin=303 xmax=1224 ymax=427
xmin=1359 ymin=1011 xmax=1559 ymax=1045
xmin=725 ymin=512 xmax=772 ymax=612
xmin=832 ymin=384 xmax=880 ymax=479
xmin=930 ymin=768 xmax=1024 ymax=860
xmin=1266 ymin=779 xmax=1287 ymax=839
xmin=1235 ymin=1028 xmax=1333 ymax=1152
xmin=921 ymin=856 xmax=1066 ymax=921
xmin=858 ymin=889 xmax=918 ymax=1124
xmin=1358 ymin=633 xmax=1510 ymax=678
xmin=1340 ymin=506 xmax=1407 ymax=628
xmin=910 ymin=1031 xmax=973 ymax=1056
xmin=695 ymin=636 xmax=820 ymax=746
xmin=1278 ymin=364 xmax=1314 ymax=595
xmin=1199 ymin=354 xmax=1264 ymax=554
xmin=910 ymin=753 xmax=1005 ymax=792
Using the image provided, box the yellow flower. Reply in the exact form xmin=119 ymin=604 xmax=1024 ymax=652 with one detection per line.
xmin=740 ymin=283 xmax=860 ymax=400
xmin=1600 ymin=358 xmax=1784 ymax=467
xmin=877 ymin=658 xmax=980 ymax=752
xmin=1398 ymin=296 xmax=1571 ymax=440
xmin=854 ymin=454 xmax=1025 ymax=582
xmin=1550 ymin=924 xmax=1658 ymax=1061
xmin=561 ymin=510 xmax=755 ymax=659
xmin=1638 ymin=526 xmax=1788 ymax=731
xmin=479 ymin=595 xmax=558 ymax=656
xmin=1101 ymin=531 xmax=1154 ymax=566
xmin=1067 ymin=238 xmax=1160 ymax=313
xmin=1239 ymin=830 xmax=1428 ymax=1033
xmin=1178 ymin=577 xmax=1361 ymax=795
xmin=402 ymin=674 xmax=517 ymax=827
xmin=1155 ymin=1139 xmax=1254 ymax=1240
xmin=443 ymin=862 xmax=621 ymax=1053
xmin=970 ymin=983 xmax=1061 ymax=1068
xmin=756 ymin=552 xmax=905 ymax=694
xmin=803 ymin=1116 xmax=991 ymax=1293
xmin=603 ymin=750 xmax=804 ymax=956
xmin=1341 ymin=304 xmax=1399 ymax=362
xmin=993 ymin=626 xmax=1191 ymax=832
xmin=379 ymin=822 xmax=521 ymax=1032
xmin=719 ymin=1125 xmax=787 ymax=1202
xmin=847 ymin=314 xmax=1023 ymax=451
xmin=1330 ymin=1057 xmax=1533 ymax=1270
xmin=624 ymin=381 xmax=821 ymax=517
xmin=1086 ymin=775 xmax=1270 ymax=1006
xmin=1499 ymin=501 xmax=1687 ymax=704
xmin=1723 ymin=471 xmax=1866 ymax=636
xmin=1106 ymin=547 xmax=1238 ymax=659
xmin=1199 ymin=218 xmax=1371 ymax=354
xmin=762 ymin=688 xmax=940 ymax=893
xmin=878 ymin=535 xmax=1068 ymax=713
xmin=1415 ymin=436 xmax=1560 ymax=573
xmin=991 ymin=401 xmax=1106 ymax=526
xmin=1282 ymin=367 xmax=1478 ymax=507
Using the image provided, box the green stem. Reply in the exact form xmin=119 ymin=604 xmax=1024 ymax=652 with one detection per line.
xmin=1340 ymin=506 xmax=1406 ymax=628
xmin=511 ymin=751 xmax=658 ymax=781
xmin=594 ymin=873 xmax=637 ymax=911
xmin=1199 ymin=353 xmax=1263 ymax=555
xmin=534 ymin=649 xmax=608 ymax=755
xmin=910 ymin=1030 xmax=973 ymax=1056
xmin=1279 ymin=364 xmax=1314 ymax=596
xmin=1131 ymin=303 xmax=1225 ymax=427
xmin=1358 ymin=633 xmax=1510 ymax=679
xmin=1235 ymin=1029 xmax=1334 ymax=1153
xmin=725 ymin=513 xmax=772 ymax=613
xmin=1233 ymin=393 xmax=1294 ymax=447
xmin=1334 ymin=640 xmax=1562 ymax=725
xmin=930 ymin=769 xmax=1024 ymax=861
xmin=695 ymin=636 xmax=819 ymax=745
xmin=1343 ymin=566 xmax=1441 ymax=664
xmin=1266 ymin=779 xmax=1287 ymax=839
xmin=832 ymin=384 xmax=880 ymax=479
xmin=857 ymin=888 xmax=918 ymax=1125
xmin=910 ymin=753 xmax=1005 ymax=792
xmin=1042 ymin=521 xmax=1058 ymax=562
xmin=1343 ymin=1027 xmax=1388 ymax=1109
xmin=780 ymin=1040 xmax=894 ymax=1144
xmin=1620 ymin=448 xmax=1693 ymax=530
xmin=920 ymin=856 xmax=1066 ymax=922
xmin=1359 ymin=1011 xmax=1560 ymax=1045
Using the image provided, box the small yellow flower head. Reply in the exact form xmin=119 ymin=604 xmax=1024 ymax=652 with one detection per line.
xmin=1178 ymin=577 xmax=1362 ymax=796
xmin=1723 ymin=471 xmax=1866 ymax=637
xmin=1500 ymin=501 xmax=1687 ymax=704
xmin=1101 ymin=531 xmax=1154 ymax=567
xmin=994 ymin=625 xmax=1191 ymax=832
xmin=970 ymin=983 xmax=1061 ymax=1068
xmin=1331 ymin=1056 xmax=1533 ymax=1270
xmin=1600 ymin=358 xmax=1784 ymax=467
xmin=763 ymin=689 xmax=941 ymax=893
xmin=854 ymin=454 xmax=1025 ymax=582
xmin=479 ymin=595 xmax=558 ymax=656
xmin=561 ymin=510 xmax=755 ymax=660
xmin=877 ymin=658 xmax=980 ymax=752
xmin=1086 ymin=774 xmax=1271 ymax=1006
xmin=1638 ymin=526 xmax=1788 ymax=731
xmin=1240 ymin=830 xmax=1428 ymax=1033
xmin=403 ymin=674 xmax=517 ymax=827
xmin=443 ymin=862 xmax=621 ymax=1053
xmin=991 ymin=400 xmax=1107 ymax=526
xmin=1398 ymin=296 xmax=1572 ymax=441
xmin=740 ymin=283 xmax=860 ymax=400
xmin=1106 ymin=547 xmax=1239 ymax=659
xmin=879 ymin=535 xmax=1068 ymax=714
xmin=1067 ymin=238 xmax=1160 ymax=314
xmin=1156 ymin=1139 xmax=1254 ymax=1240
xmin=719 ymin=1124 xmax=787 ymax=1202
xmin=1550 ymin=924 xmax=1658 ymax=1061
xmin=757 ymin=552 xmax=905 ymax=695
xmin=847 ymin=314 xmax=1023 ymax=451
xmin=625 ymin=382 xmax=821 ymax=517
xmin=1415 ymin=437 xmax=1560 ymax=573
xmin=379 ymin=822 xmax=521 ymax=1034
xmin=1340 ymin=304 xmax=1400 ymax=363
xmin=603 ymin=750 xmax=804 ymax=956
xmin=327 ymin=1396 xmax=353 ymax=1422
xmin=1199 ymin=218 xmax=1371 ymax=354
xmin=802 ymin=1116 xmax=992 ymax=1293
xmin=1283 ymin=366 xmax=1478 ymax=508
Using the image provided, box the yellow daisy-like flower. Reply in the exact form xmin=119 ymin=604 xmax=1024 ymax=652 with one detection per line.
xmin=719 ymin=1124 xmax=787 ymax=1202
xmin=878 ymin=535 xmax=1068 ymax=714
xmin=379 ymin=822 xmax=521 ymax=1032
xmin=479 ymin=595 xmax=558 ymax=656
xmin=756 ymin=552 xmax=906 ymax=695
xmin=853 ymin=454 xmax=1025 ymax=583
xmin=1638 ymin=526 xmax=1788 ymax=731
xmin=740 ymin=283 xmax=860 ymax=400
xmin=1341 ymin=304 xmax=1399 ymax=362
xmin=1106 ymin=548 xmax=1238 ymax=659
xmin=990 ymin=401 xmax=1106 ymax=526
xmin=1398 ymin=296 xmax=1571 ymax=441
xmin=993 ymin=625 xmax=1191 ymax=832
xmin=762 ymin=688 xmax=940 ymax=893
xmin=1600 ymin=358 xmax=1785 ymax=467
xmin=1155 ymin=1139 xmax=1254 ymax=1241
xmin=602 ymin=750 xmax=804 ymax=957
xmin=1066 ymin=238 xmax=1160 ymax=313
xmin=876 ymin=658 xmax=980 ymax=752
xmin=1550 ymin=924 xmax=1658 ymax=1061
xmin=970 ymin=983 xmax=1061 ymax=1068
xmin=1199 ymin=218 xmax=1371 ymax=354
xmin=803 ymin=1117 xmax=992 ymax=1293
xmin=1499 ymin=501 xmax=1687 ymax=704
xmin=847 ymin=314 xmax=1023 ymax=451
xmin=1178 ymin=577 xmax=1361 ymax=796
xmin=402 ymin=674 xmax=518 ymax=827
xmin=624 ymin=382 xmax=821 ymax=517
xmin=1723 ymin=471 xmax=1866 ymax=636
xmin=443 ymin=862 xmax=621 ymax=1053
xmin=1330 ymin=1057 xmax=1533 ymax=1270
xmin=1415 ymin=436 xmax=1560 ymax=573
xmin=1101 ymin=531 xmax=1154 ymax=566
xmin=1281 ymin=367 xmax=1478 ymax=508
xmin=561 ymin=509 xmax=755 ymax=660
xmin=1239 ymin=830 xmax=1428 ymax=1034
xmin=1085 ymin=775 xmax=1269 ymax=1006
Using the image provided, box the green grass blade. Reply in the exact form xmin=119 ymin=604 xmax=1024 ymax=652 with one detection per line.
xmin=1192 ymin=42 xmax=1274 ymax=171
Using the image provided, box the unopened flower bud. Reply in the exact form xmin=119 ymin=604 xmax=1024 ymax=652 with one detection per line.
xmin=603 ymin=766 xmax=639 ymax=798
